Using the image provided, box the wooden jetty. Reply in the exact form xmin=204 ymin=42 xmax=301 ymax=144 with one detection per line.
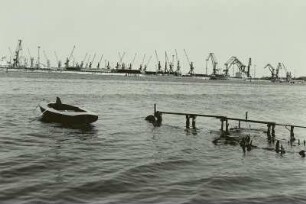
xmin=148 ymin=104 xmax=306 ymax=142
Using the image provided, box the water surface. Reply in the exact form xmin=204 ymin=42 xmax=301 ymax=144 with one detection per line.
xmin=1 ymin=71 xmax=306 ymax=204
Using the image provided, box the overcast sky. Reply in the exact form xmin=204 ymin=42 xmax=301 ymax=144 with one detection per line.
xmin=0 ymin=0 xmax=305 ymax=77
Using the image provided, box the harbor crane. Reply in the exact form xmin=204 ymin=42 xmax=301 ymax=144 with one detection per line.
xmin=54 ymin=51 xmax=61 ymax=68
xmin=264 ymin=64 xmax=275 ymax=79
xmin=280 ymin=63 xmax=292 ymax=82
xmin=89 ymin=53 xmax=96 ymax=68
xmin=155 ymin=50 xmax=162 ymax=73
xmin=8 ymin=47 xmax=13 ymax=65
xmin=167 ymin=52 xmax=175 ymax=74
xmin=224 ymin=56 xmax=248 ymax=77
xmin=80 ymin=53 xmax=88 ymax=68
xmin=36 ymin=46 xmax=41 ymax=69
xmin=164 ymin=52 xmax=169 ymax=73
xmin=85 ymin=54 xmax=91 ymax=68
xmin=43 ymin=50 xmax=51 ymax=68
xmin=97 ymin=54 xmax=103 ymax=68
xmin=129 ymin=53 xmax=137 ymax=70
xmin=139 ymin=54 xmax=146 ymax=71
xmin=143 ymin=55 xmax=152 ymax=71
xmin=175 ymin=49 xmax=181 ymax=75
xmin=224 ymin=56 xmax=237 ymax=76
xmin=206 ymin=53 xmax=218 ymax=75
xmin=184 ymin=49 xmax=194 ymax=75
xmin=65 ymin=45 xmax=75 ymax=68
xmin=12 ymin=40 xmax=22 ymax=68
xmin=247 ymin=58 xmax=252 ymax=78
xmin=117 ymin=52 xmax=126 ymax=69
xmin=28 ymin=48 xmax=35 ymax=68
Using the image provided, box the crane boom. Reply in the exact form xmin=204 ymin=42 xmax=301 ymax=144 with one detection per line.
xmin=97 ymin=54 xmax=103 ymax=68
xmin=98 ymin=54 xmax=103 ymax=64
xmin=68 ymin=45 xmax=75 ymax=61
xmin=264 ymin=63 xmax=275 ymax=78
xmin=143 ymin=55 xmax=152 ymax=71
xmin=118 ymin=52 xmax=126 ymax=63
xmin=131 ymin=53 xmax=137 ymax=66
xmin=184 ymin=49 xmax=190 ymax=65
xmin=91 ymin=53 xmax=96 ymax=64
xmin=154 ymin=50 xmax=159 ymax=62
xmin=54 ymin=51 xmax=59 ymax=62
xmin=141 ymin=54 xmax=146 ymax=65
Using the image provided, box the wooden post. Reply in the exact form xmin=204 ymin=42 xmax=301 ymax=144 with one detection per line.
xmin=156 ymin=111 xmax=162 ymax=126
xmin=290 ymin=126 xmax=295 ymax=142
xmin=267 ymin=124 xmax=271 ymax=141
xmin=220 ymin=118 xmax=224 ymax=132
xmin=154 ymin=103 xmax=156 ymax=116
xmin=186 ymin=115 xmax=190 ymax=129
xmin=225 ymin=119 xmax=229 ymax=135
xmin=192 ymin=115 xmax=196 ymax=129
xmin=238 ymin=121 xmax=241 ymax=129
xmin=271 ymin=124 xmax=275 ymax=138
xmin=245 ymin=111 xmax=248 ymax=120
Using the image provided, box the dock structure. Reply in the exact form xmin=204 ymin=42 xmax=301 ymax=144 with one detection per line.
xmin=149 ymin=104 xmax=306 ymax=141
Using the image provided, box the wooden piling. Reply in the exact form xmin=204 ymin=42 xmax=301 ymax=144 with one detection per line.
xmin=154 ymin=104 xmax=157 ymax=116
xmin=220 ymin=118 xmax=224 ymax=131
xmin=225 ymin=119 xmax=229 ymax=135
xmin=192 ymin=115 xmax=196 ymax=129
xmin=186 ymin=115 xmax=190 ymax=129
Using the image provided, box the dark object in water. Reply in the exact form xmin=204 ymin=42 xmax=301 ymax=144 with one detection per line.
xmin=299 ymin=150 xmax=306 ymax=157
xmin=39 ymin=97 xmax=98 ymax=124
xmin=145 ymin=115 xmax=156 ymax=123
xmin=275 ymin=140 xmax=280 ymax=153
xmin=145 ymin=112 xmax=162 ymax=127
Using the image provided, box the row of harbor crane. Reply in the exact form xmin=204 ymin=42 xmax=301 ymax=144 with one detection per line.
xmin=4 ymin=40 xmax=293 ymax=80
xmin=205 ymin=53 xmax=252 ymax=78
xmin=264 ymin=63 xmax=292 ymax=82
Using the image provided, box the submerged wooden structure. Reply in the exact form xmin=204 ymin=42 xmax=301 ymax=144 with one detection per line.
xmin=147 ymin=104 xmax=306 ymax=144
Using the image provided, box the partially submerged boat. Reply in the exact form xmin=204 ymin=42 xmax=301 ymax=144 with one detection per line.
xmin=39 ymin=97 xmax=98 ymax=124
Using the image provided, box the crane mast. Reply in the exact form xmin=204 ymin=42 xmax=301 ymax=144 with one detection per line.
xmin=43 ymin=50 xmax=50 ymax=68
xmin=175 ymin=49 xmax=181 ymax=75
xmin=13 ymin=40 xmax=22 ymax=68
xmin=65 ymin=45 xmax=75 ymax=68
xmin=184 ymin=49 xmax=194 ymax=75
xmin=89 ymin=53 xmax=96 ymax=68
xmin=164 ymin=52 xmax=169 ymax=73
xmin=206 ymin=53 xmax=218 ymax=75
xmin=247 ymin=58 xmax=251 ymax=78
xmin=144 ymin=55 xmax=152 ymax=71
xmin=155 ymin=50 xmax=162 ymax=73
xmin=97 ymin=54 xmax=103 ymax=68
xmin=80 ymin=53 xmax=88 ymax=68
xmin=28 ymin=48 xmax=35 ymax=68
xmin=275 ymin=62 xmax=283 ymax=79
xmin=139 ymin=54 xmax=146 ymax=71
xmin=129 ymin=53 xmax=137 ymax=70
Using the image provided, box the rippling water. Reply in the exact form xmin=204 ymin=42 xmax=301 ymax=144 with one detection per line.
xmin=1 ymin=71 xmax=306 ymax=204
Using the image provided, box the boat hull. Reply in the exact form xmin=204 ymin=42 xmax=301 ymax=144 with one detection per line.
xmin=39 ymin=102 xmax=98 ymax=124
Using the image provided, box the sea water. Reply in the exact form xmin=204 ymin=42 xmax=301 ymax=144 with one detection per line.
xmin=1 ymin=71 xmax=306 ymax=204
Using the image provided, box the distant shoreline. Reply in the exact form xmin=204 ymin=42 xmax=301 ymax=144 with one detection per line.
xmin=0 ymin=67 xmax=304 ymax=85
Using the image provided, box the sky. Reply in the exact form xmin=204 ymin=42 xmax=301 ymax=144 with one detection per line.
xmin=0 ymin=0 xmax=305 ymax=77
